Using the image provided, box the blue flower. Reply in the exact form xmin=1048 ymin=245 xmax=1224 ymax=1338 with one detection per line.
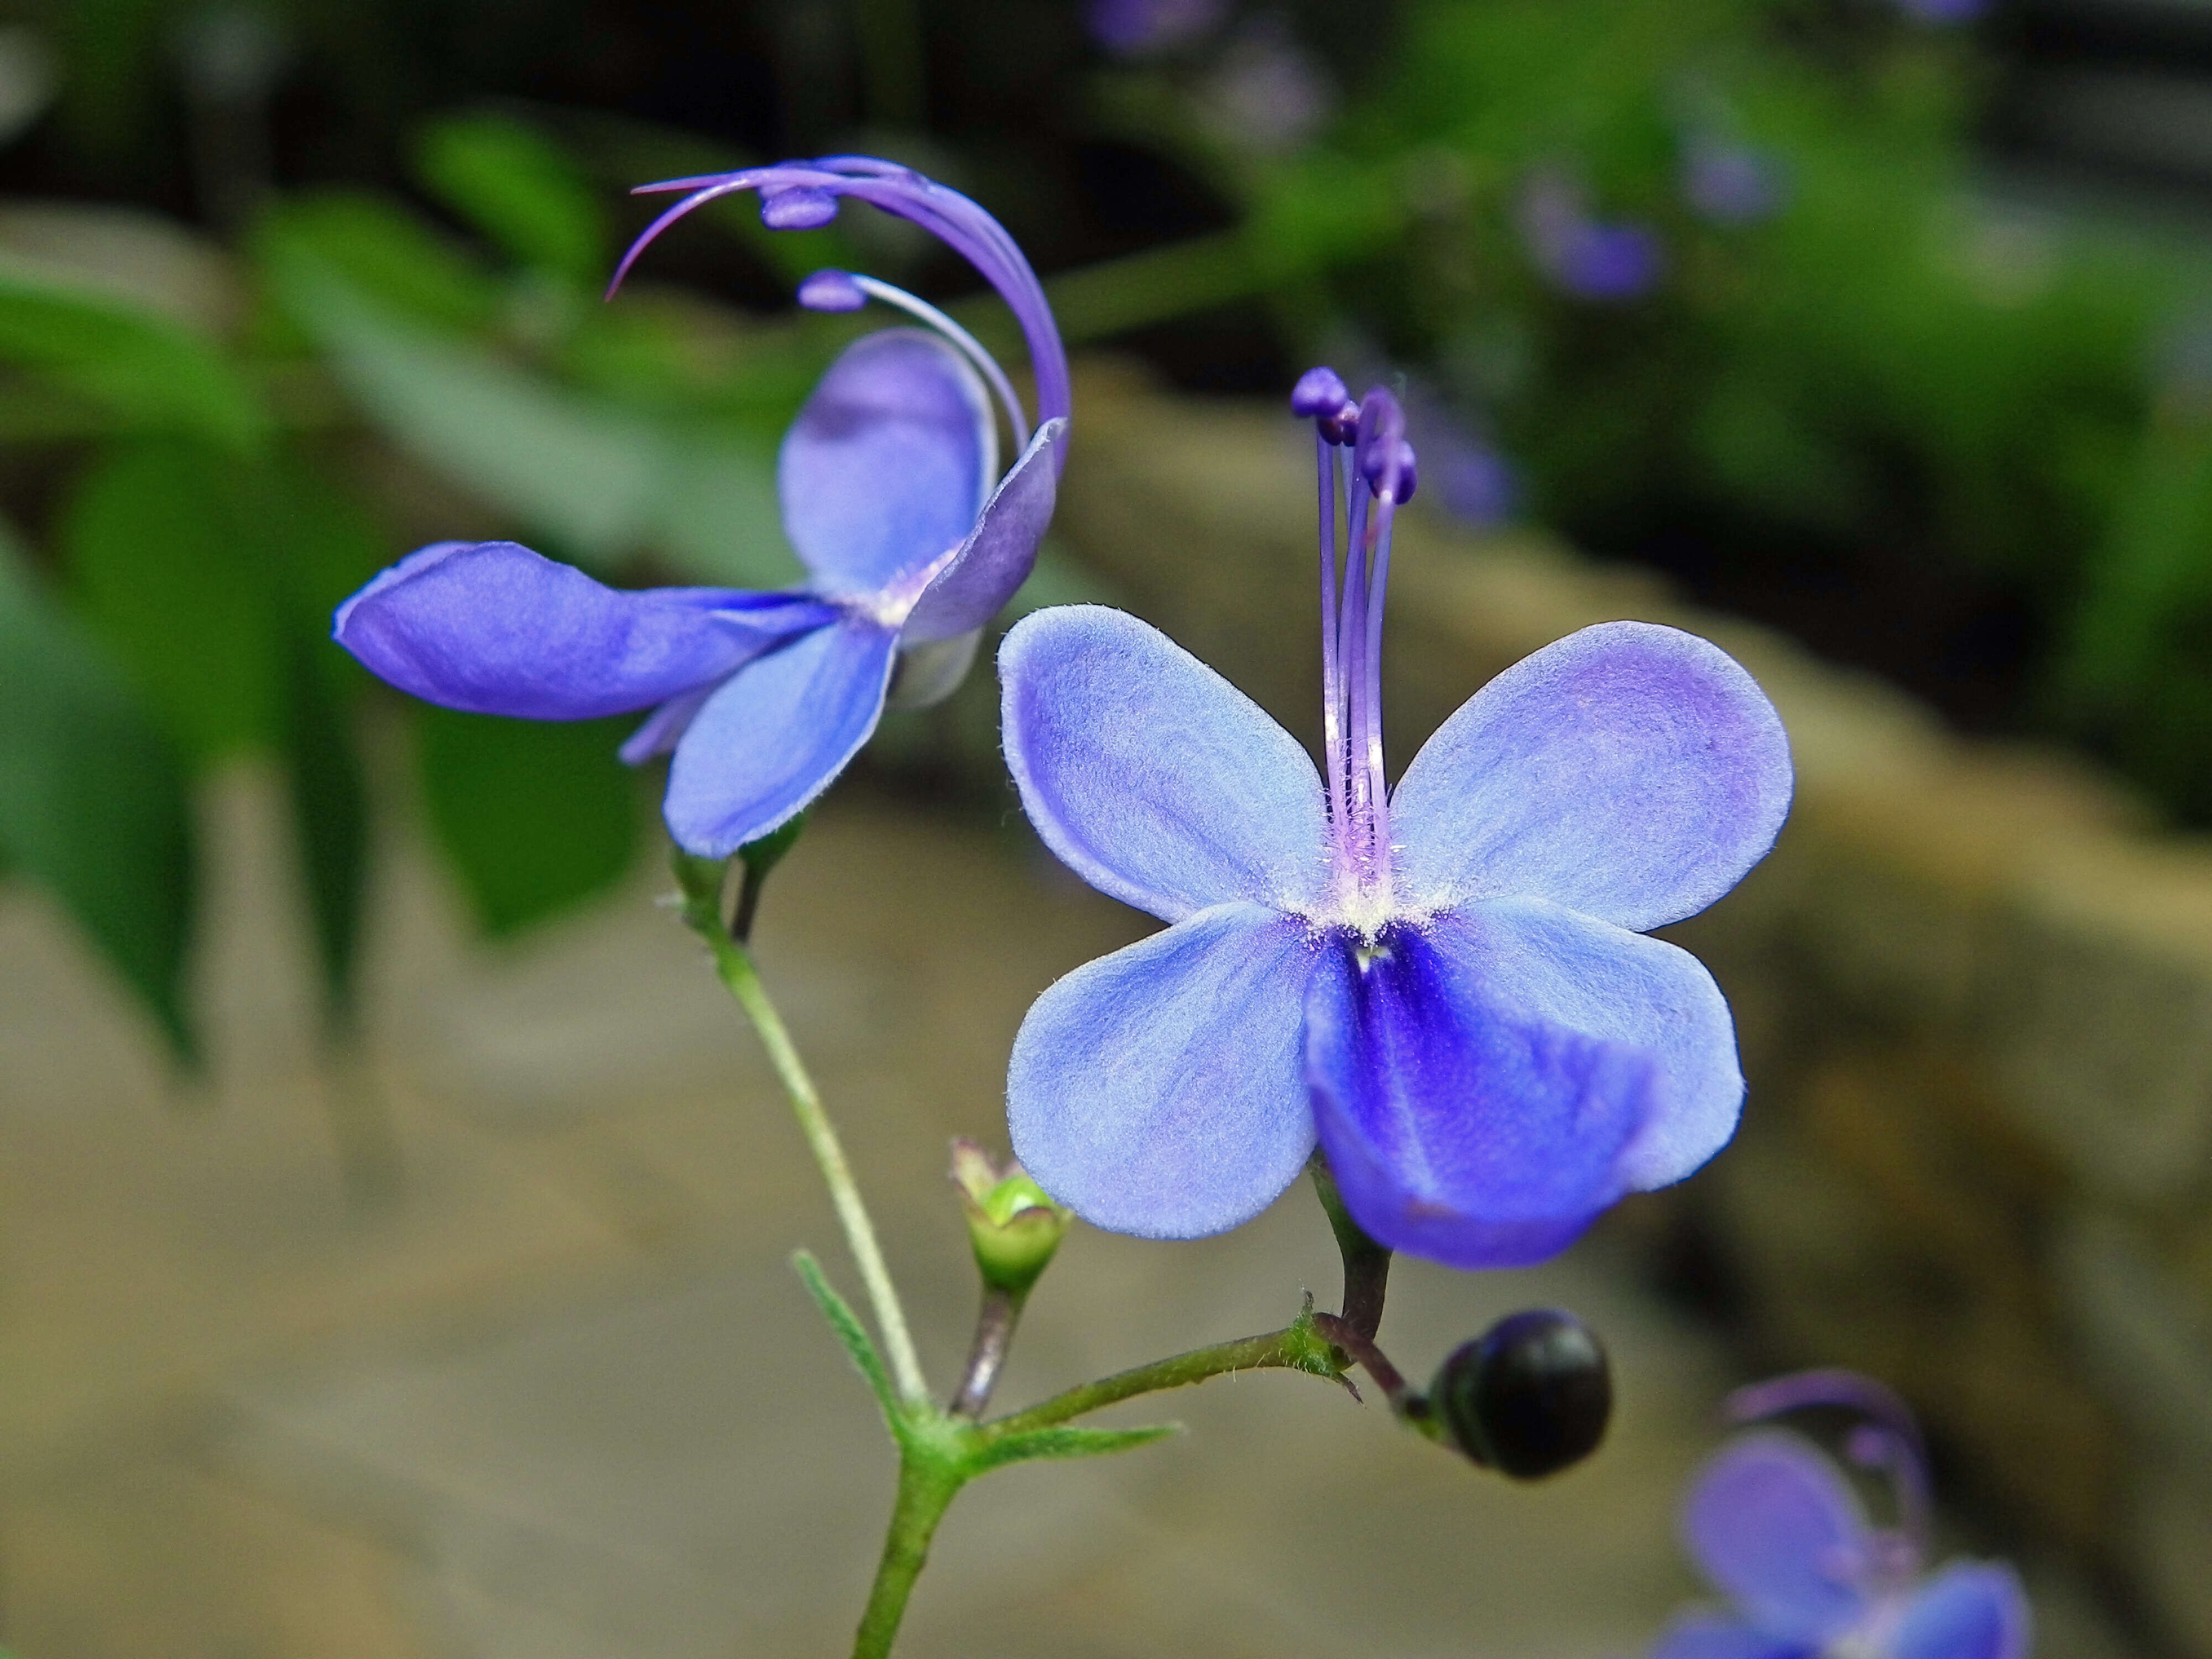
xmin=997 ymin=369 xmax=1791 ymax=1267
xmin=1656 ymin=1371 xmax=2031 ymax=1659
xmin=334 ymin=157 xmax=1069 ymax=858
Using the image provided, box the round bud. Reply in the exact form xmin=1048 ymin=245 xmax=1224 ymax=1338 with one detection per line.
xmin=1432 ymin=1308 xmax=1611 ymax=1480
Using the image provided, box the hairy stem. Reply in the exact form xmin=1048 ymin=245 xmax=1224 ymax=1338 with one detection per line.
xmin=949 ymin=1286 xmax=1025 ymax=1418
xmin=984 ymin=1323 xmax=1338 ymax=1441
xmin=852 ymin=1448 xmax=962 ymax=1659
xmin=678 ymin=860 xmax=929 ymax=1405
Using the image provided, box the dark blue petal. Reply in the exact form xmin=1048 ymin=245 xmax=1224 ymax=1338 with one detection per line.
xmin=1649 ymin=1614 xmax=1812 ymax=1659
xmin=1682 ymin=1432 xmax=1876 ymax=1643
xmin=1000 ymin=606 xmax=1328 ymax=921
xmin=779 ymin=330 xmax=992 ymax=597
xmin=1892 ymin=1564 xmax=2031 ymax=1659
xmin=1008 ymin=902 xmax=1318 ymax=1238
xmin=1397 ymin=899 xmax=1744 ymax=1195
xmin=901 ymin=417 xmax=1066 ymax=643
xmin=1391 ymin=621 xmax=1792 ymax=932
xmin=1306 ymin=923 xmax=1657 ymax=1270
xmin=334 ymin=540 xmax=822 ymax=718
xmin=661 ymin=617 xmax=897 ymax=856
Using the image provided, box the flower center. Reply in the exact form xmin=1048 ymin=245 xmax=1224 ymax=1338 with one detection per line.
xmin=1291 ymin=368 xmax=1418 ymax=936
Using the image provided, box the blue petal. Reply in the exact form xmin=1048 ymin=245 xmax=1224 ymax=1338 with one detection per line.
xmin=1649 ymin=1614 xmax=1812 ymax=1659
xmin=661 ymin=617 xmax=897 ymax=856
xmin=1892 ymin=1565 xmax=2031 ymax=1659
xmin=335 ymin=540 xmax=823 ymax=718
xmin=779 ymin=330 xmax=992 ymax=597
xmin=999 ymin=606 xmax=1329 ymax=921
xmin=1682 ymin=1432 xmax=1876 ymax=1643
xmin=901 ymin=418 xmax=1066 ymax=643
xmin=1008 ymin=902 xmax=1319 ymax=1238
xmin=1306 ymin=924 xmax=1657 ymax=1269
xmin=1391 ymin=622 xmax=1792 ymax=932
xmin=1400 ymin=898 xmax=1745 ymax=1194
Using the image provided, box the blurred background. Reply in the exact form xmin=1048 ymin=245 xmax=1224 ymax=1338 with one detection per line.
xmin=3 ymin=0 xmax=2212 ymax=1653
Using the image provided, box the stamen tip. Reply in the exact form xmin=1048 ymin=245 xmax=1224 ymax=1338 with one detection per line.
xmin=1291 ymin=364 xmax=1350 ymax=419
xmin=797 ymin=268 xmax=868 ymax=312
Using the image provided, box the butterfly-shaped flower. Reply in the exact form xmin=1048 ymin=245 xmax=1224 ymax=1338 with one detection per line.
xmin=998 ymin=370 xmax=1791 ymax=1266
xmin=335 ymin=157 xmax=1067 ymax=857
xmin=1656 ymin=1371 xmax=2031 ymax=1659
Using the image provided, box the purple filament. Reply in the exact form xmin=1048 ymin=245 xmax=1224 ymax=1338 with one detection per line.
xmin=609 ymin=158 xmax=1071 ymax=463
xmin=1296 ymin=371 xmax=1418 ymax=901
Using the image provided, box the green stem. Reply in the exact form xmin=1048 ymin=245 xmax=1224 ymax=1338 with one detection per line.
xmin=853 ymin=1445 xmax=963 ymax=1659
xmin=983 ymin=1319 xmax=1339 ymax=1441
xmin=679 ymin=863 xmax=929 ymax=1405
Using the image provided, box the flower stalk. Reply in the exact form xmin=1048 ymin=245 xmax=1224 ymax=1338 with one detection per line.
xmin=674 ymin=848 xmax=930 ymax=1406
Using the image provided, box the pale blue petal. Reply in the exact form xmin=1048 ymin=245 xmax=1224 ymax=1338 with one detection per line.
xmin=901 ymin=418 xmax=1065 ymax=643
xmin=1412 ymin=898 xmax=1745 ymax=1193
xmin=999 ymin=606 xmax=1329 ymax=921
xmin=1008 ymin=902 xmax=1319 ymax=1238
xmin=661 ymin=618 xmax=897 ymax=856
xmin=1682 ymin=1432 xmax=1876 ymax=1642
xmin=1650 ymin=1614 xmax=1810 ymax=1659
xmin=779 ymin=330 xmax=991 ymax=596
xmin=1306 ymin=925 xmax=1656 ymax=1269
xmin=334 ymin=540 xmax=821 ymax=718
xmin=1892 ymin=1564 xmax=2031 ymax=1659
xmin=1391 ymin=621 xmax=1792 ymax=931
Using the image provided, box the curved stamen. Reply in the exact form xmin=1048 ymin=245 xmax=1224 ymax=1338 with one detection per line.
xmin=844 ymin=273 xmax=1032 ymax=452
xmin=609 ymin=159 xmax=1071 ymax=458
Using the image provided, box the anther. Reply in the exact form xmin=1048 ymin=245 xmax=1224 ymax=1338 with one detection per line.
xmin=761 ymin=185 xmax=839 ymax=229
xmin=1291 ymin=365 xmax=1350 ymax=419
xmin=797 ymin=269 xmax=868 ymax=312
xmin=1355 ymin=389 xmax=1408 ymax=492
xmin=1318 ymin=400 xmax=1361 ymax=446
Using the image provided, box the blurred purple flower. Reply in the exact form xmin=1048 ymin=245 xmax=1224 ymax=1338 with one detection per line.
xmin=1656 ymin=1371 xmax=2031 ymax=1659
xmin=996 ymin=371 xmax=1791 ymax=1266
xmin=1682 ymin=140 xmax=1787 ymax=227
xmin=1199 ymin=15 xmax=1333 ymax=155
xmin=1519 ymin=171 xmax=1666 ymax=302
xmin=1087 ymin=0 xmax=1227 ymax=56
xmin=335 ymin=158 xmax=1068 ymax=858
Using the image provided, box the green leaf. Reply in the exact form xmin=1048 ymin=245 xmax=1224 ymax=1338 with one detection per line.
xmin=416 ymin=706 xmax=640 ymax=936
xmin=276 ymin=257 xmax=661 ymax=568
xmin=249 ymin=457 xmax=386 ymax=1026
xmin=281 ymin=630 xmax=369 ymax=1027
xmin=792 ymin=1249 xmax=900 ymax=1425
xmin=0 ymin=518 xmax=196 ymax=1059
xmin=258 ymin=192 xmax=503 ymax=334
xmin=415 ymin=112 xmax=608 ymax=286
xmin=0 ymin=264 xmax=264 ymax=450
xmin=967 ymin=1423 xmax=1180 ymax=1475
xmin=275 ymin=258 xmax=799 ymax=581
xmin=58 ymin=437 xmax=279 ymax=764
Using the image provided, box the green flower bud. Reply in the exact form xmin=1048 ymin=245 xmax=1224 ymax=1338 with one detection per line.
xmin=950 ymin=1138 xmax=1071 ymax=1297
